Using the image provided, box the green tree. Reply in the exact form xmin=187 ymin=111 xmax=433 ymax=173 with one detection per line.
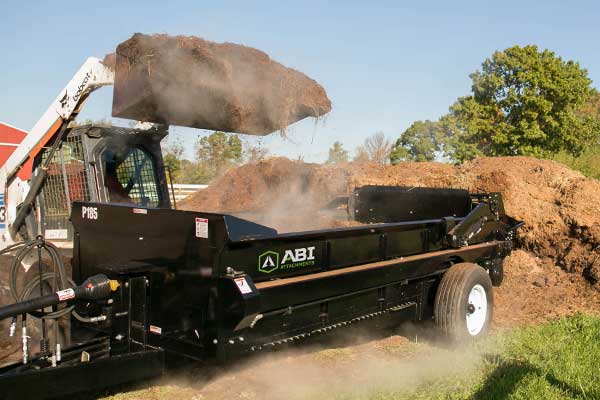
xmin=578 ymin=89 xmax=600 ymax=121
xmin=326 ymin=141 xmax=349 ymax=164
xmin=449 ymin=45 xmax=599 ymax=161
xmin=390 ymin=120 xmax=441 ymax=163
xmin=196 ymin=131 xmax=243 ymax=180
xmin=178 ymin=159 xmax=214 ymax=184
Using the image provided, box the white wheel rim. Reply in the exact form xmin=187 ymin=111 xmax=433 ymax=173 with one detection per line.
xmin=466 ymin=284 xmax=487 ymax=336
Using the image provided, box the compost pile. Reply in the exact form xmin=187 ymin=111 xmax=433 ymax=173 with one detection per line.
xmin=107 ymin=33 xmax=331 ymax=135
xmin=180 ymin=156 xmax=600 ymax=285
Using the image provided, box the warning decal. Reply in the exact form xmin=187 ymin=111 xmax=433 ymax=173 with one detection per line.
xmin=195 ymin=218 xmax=208 ymax=238
xmin=56 ymin=288 xmax=75 ymax=302
xmin=234 ymin=277 xmax=253 ymax=295
xmin=149 ymin=325 xmax=162 ymax=335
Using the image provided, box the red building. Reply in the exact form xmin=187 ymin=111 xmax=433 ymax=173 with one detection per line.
xmin=0 ymin=122 xmax=32 ymax=180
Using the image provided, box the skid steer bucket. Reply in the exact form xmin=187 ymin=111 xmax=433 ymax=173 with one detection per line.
xmin=110 ymin=34 xmax=331 ymax=135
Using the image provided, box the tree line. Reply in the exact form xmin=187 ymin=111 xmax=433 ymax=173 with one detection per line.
xmin=163 ymin=131 xmax=270 ymax=184
xmin=327 ymin=45 xmax=600 ymax=179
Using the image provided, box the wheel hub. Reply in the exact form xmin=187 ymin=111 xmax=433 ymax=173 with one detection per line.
xmin=465 ymin=284 xmax=487 ymax=336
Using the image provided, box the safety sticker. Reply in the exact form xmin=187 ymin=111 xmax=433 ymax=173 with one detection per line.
xmin=133 ymin=208 xmax=148 ymax=215
xmin=149 ymin=325 xmax=162 ymax=335
xmin=195 ymin=218 xmax=209 ymax=238
xmin=56 ymin=288 xmax=75 ymax=302
xmin=234 ymin=277 xmax=253 ymax=295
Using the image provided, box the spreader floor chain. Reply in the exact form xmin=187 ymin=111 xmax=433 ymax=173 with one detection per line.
xmin=253 ymin=302 xmax=418 ymax=351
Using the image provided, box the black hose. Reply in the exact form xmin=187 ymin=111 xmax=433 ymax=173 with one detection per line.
xmin=19 ymin=272 xmax=75 ymax=319
xmin=6 ymin=238 xmax=73 ymax=320
xmin=1 ymin=237 xmax=110 ymax=323
xmin=0 ymin=292 xmax=64 ymax=321
xmin=9 ymin=239 xmax=68 ymax=302
xmin=0 ymin=274 xmax=113 ymax=321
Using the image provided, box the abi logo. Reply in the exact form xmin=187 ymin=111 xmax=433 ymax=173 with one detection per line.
xmin=258 ymin=251 xmax=279 ymax=274
xmin=258 ymin=247 xmax=316 ymax=274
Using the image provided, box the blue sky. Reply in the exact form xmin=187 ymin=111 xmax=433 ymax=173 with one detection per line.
xmin=2 ymin=0 xmax=599 ymax=162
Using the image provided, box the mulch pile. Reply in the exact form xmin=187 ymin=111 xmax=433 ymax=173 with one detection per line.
xmin=180 ymin=156 xmax=600 ymax=288
xmin=107 ymin=33 xmax=331 ymax=135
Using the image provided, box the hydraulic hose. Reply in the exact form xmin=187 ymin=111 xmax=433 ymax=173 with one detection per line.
xmin=8 ymin=238 xmax=73 ymax=320
xmin=3 ymin=237 xmax=115 ymax=322
xmin=0 ymin=290 xmax=68 ymax=321
xmin=0 ymin=274 xmax=115 ymax=321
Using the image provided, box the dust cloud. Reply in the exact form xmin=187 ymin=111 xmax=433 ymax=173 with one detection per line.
xmin=232 ymin=173 xmax=349 ymax=233
xmin=161 ymin=327 xmax=491 ymax=400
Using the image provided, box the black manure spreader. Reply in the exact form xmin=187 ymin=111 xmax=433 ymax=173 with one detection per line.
xmin=0 ymin=186 xmax=521 ymax=398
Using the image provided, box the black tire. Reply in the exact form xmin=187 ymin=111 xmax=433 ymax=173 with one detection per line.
xmin=489 ymin=258 xmax=504 ymax=287
xmin=434 ymin=262 xmax=493 ymax=342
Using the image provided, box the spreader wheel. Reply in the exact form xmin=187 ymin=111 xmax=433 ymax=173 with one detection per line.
xmin=434 ymin=262 xmax=493 ymax=341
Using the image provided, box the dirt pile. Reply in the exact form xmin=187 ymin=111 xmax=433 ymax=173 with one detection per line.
xmin=494 ymin=250 xmax=600 ymax=327
xmin=108 ymin=33 xmax=331 ymax=135
xmin=180 ymin=157 xmax=351 ymax=231
xmin=180 ymin=156 xmax=600 ymax=282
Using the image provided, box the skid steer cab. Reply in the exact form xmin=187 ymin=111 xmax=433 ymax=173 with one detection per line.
xmin=26 ymin=124 xmax=173 ymax=243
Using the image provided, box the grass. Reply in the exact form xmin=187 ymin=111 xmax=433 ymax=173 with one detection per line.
xmin=336 ymin=314 xmax=600 ymax=400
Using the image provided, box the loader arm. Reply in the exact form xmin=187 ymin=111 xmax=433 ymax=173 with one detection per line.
xmin=0 ymin=58 xmax=114 ymax=241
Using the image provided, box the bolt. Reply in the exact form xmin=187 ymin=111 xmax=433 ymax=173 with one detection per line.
xmin=115 ymin=334 xmax=124 ymax=341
